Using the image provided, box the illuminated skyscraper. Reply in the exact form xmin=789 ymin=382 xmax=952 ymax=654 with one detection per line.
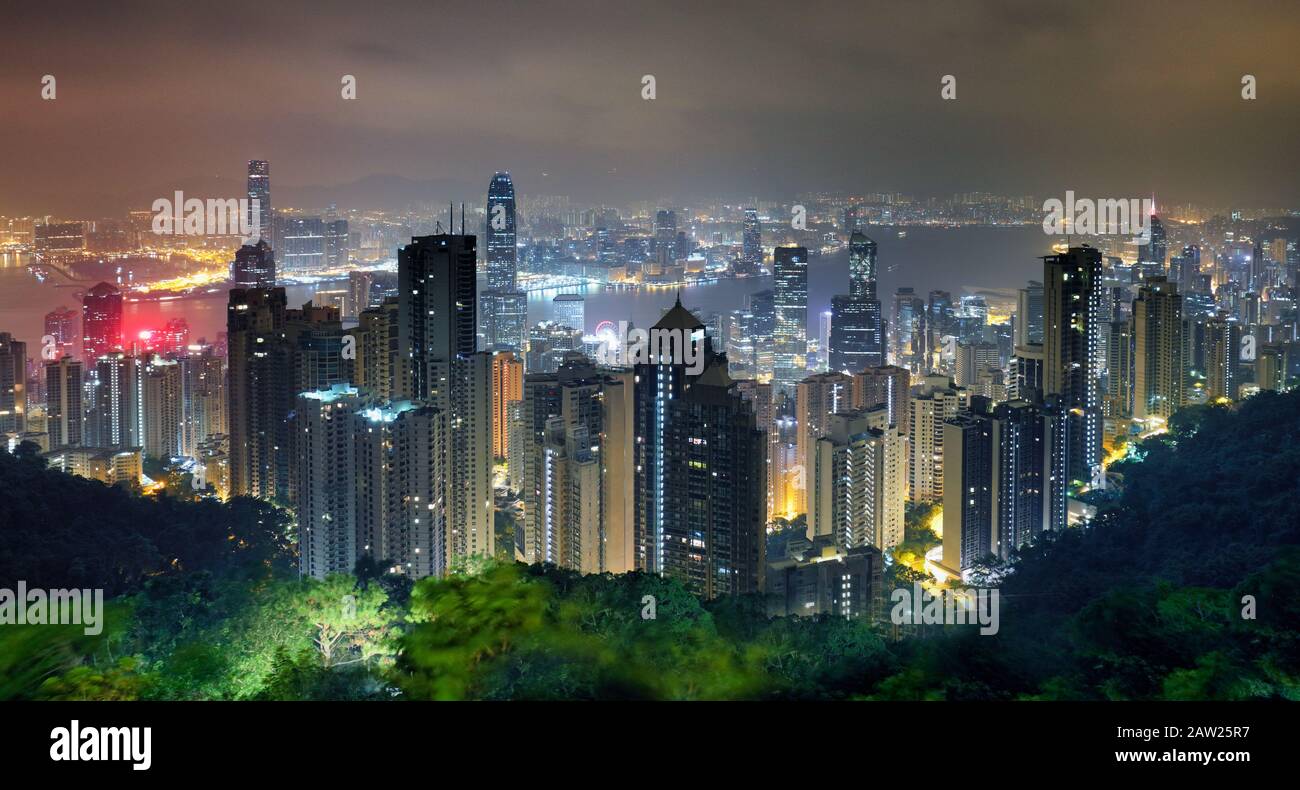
xmin=851 ymin=365 xmax=912 ymax=435
xmin=492 ymin=351 xmax=523 ymax=459
xmin=1204 ymin=314 xmax=1242 ymax=401
xmin=86 ymin=353 xmax=142 ymax=450
xmin=0 ymin=333 xmax=27 ymax=435
xmin=246 ymin=159 xmax=271 ymax=243
xmin=278 ymin=217 xmax=325 ymax=274
xmin=1043 ymin=246 xmax=1104 ymax=487
xmin=740 ymin=208 xmax=762 ymax=275
xmin=808 ymin=408 xmax=906 ymax=552
xmin=486 ymin=172 xmax=518 ymax=291
xmin=1132 ymin=277 xmax=1184 ymax=419
xmin=772 ymin=246 xmax=808 ymax=392
xmin=45 ymin=356 xmax=83 ymax=448
xmin=82 ymin=282 xmax=123 ymax=360
xmin=1015 ymin=281 xmax=1045 ymax=347
xmin=143 ymin=357 xmax=183 ymax=459
xmin=891 ymin=288 xmax=924 ymax=368
xmin=941 ymin=399 xmax=1058 ymax=572
xmin=397 ymin=232 xmax=495 ymax=566
xmin=634 ymin=299 xmax=765 ymax=596
xmin=795 ymin=371 xmax=853 ymax=514
xmin=43 ymin=307 xmax=79 ymax=360
xmin=1137 ymin=211 xmax=1166 ymax=279
xmin=908 ymin=374 xmax=967 ymax=502
xmin=325 ymin=218 xmax=349 ymax=269
xmin=232 ymin=240 xmax=276 ymax=288
xmin=848 ymin=232 xmax=877 ymax=299
xmin=829 ymin=294 xmax=883 ymax=374
xmin=552 ymin=293 xmax=585 ymax=333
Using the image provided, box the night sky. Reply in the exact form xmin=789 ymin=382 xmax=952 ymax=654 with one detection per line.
xmin=4 ymin=0 xmax=1299 ymax=214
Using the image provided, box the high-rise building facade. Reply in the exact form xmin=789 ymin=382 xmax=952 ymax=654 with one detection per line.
xmin=86 ymin=353 xmax=142 ymax=450
xmin=740 ymin=208 xmax=763 ymax=275
xmin=0 ymin=333 xmax=27 ymax=435
xmin=45 ymin=356 xmax=83 ymax=448
xmin=492 ymin=351 xmax=523 ymax=460
xmin=1043 ymin=246 xmax=1104 ymax=487
xmin=397 ymin=233 xmax=494 ymax=568
xmin=908 ymin=374 xmax=967 ymax=502
xmin=808 ymin=408 xmax=906 ymax=552
xmin=1016 ymin=281 xmax=1045 ymax=347
xmin=486 ymin=172 xmax=518 ymax=291
xmin=852 ymin=365 xmax=912 ymax=435
xmin=795 ymin=371 xmax=853 ymax=515
xmin=829 ymin=294 xmax=883 ymax=374
xmin=246 ymin=160 xmax=271 ymax=243
xmin=773 ymin=246 xmax=809 ymax=392
xmin=634 ymin=299 xmax=765 ymax=597
xmin=44 ymin=307 xmax=79 ymax=360
xmin=848 ymin=232 xmax=877 ymax=300
xmin=232 ymin=240 xmax=276 ymax=288
xmin=1132 ymin=277 xmax=1184 ymax=419
xmin=82 ymin=282 xmax=123 ymax=360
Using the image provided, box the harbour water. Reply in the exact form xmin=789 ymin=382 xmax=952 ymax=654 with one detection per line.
xmin=0 ymin=225 xmax=1056 ymax=348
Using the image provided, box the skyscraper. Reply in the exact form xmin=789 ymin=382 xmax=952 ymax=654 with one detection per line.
xmin=520 ymin=359 xmax=633 ymax=574
xmin=325 ymin=218 xmax=349 ymax=269
xmin=1043 ymin=246 xmax=1104 ymax=487
xmin=232 ymin=240 xmax=276 ymax=288
xmin=908 ymin=374 xmax=967 ymax=502
xmin=86 ymin=353 xmax=142 ymax=450
xmin=634 ymin=299 xmax=765 ymax=597
xmin=82 ymin=282 xmax=123 ymax=360
xmin=772 ymin=246 xmax=808 ymax=392
xmin=143 ymin=357 xmax=183 ymax=459
xmin=397 ymin=232 xmax=494 ymax=567
xmin=1103 ymin=319 xmax=1133 ymax=418
xmin=45 ymin=356 xmax=83 ymax=448
xmin=294 ymin=386 xmax=450 ymax=580
xmin=552 ymin=293 xmax=585 ymax=332
xmin=43 ymin=307 xmax=79 ymax=360
xmin=1132 ymin=277 xmax=1184 ymax=419
xmin=830 ymin=233 xmax=884 ymax=375
xmin=295 ymin=385 xmax=362 ymax=580
xmin=891 ymin=288 xmax=924 ymax=368
xmin=277 ymin=217 xmax=325 ymax=274
xmin=740 ymin=208 xmax=762 ymax=275
xmin=0 ymin=333 xmax=27 ymax=435
xmin=941 ymin=399 xmax=1057 ymax=572
xmin=829 ymin=294 xmax=882 ymax=374
xmin=492 ymin=351 xmax=523 ymax=459
xmin=1204 ymin=314 xmax=1242 ymax=401
xmin=852 ymin=365 xmax=912 ymax=435
xmin=1137 ymin=211 xmax=1166 ymax=280
xmin=486 ymin=172 xmax=518 ymax=291
xmin=398 ymin=234 xmax=478 ymax=402
xmin=246 ymin=160 xmax=271 ymax=243
xmin=795 ymin=371 xmax=854 ymax=515
xmin=808 ymin=408 xmax=906 ymax=552
xmin=1015 ymin=281 xmax=1045 ymax=347
xmin=848 ymin=231 xmax=878 ymax=300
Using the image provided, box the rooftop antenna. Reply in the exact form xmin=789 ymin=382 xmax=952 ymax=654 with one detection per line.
xmin=449 ymin=202 xmax=454 ymax=234
xmin=460 ymin=203 xmax=465 ymax=235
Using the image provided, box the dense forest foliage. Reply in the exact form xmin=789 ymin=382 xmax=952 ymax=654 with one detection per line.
xmin=1 ymin=390 xmax=1297 ymax=700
